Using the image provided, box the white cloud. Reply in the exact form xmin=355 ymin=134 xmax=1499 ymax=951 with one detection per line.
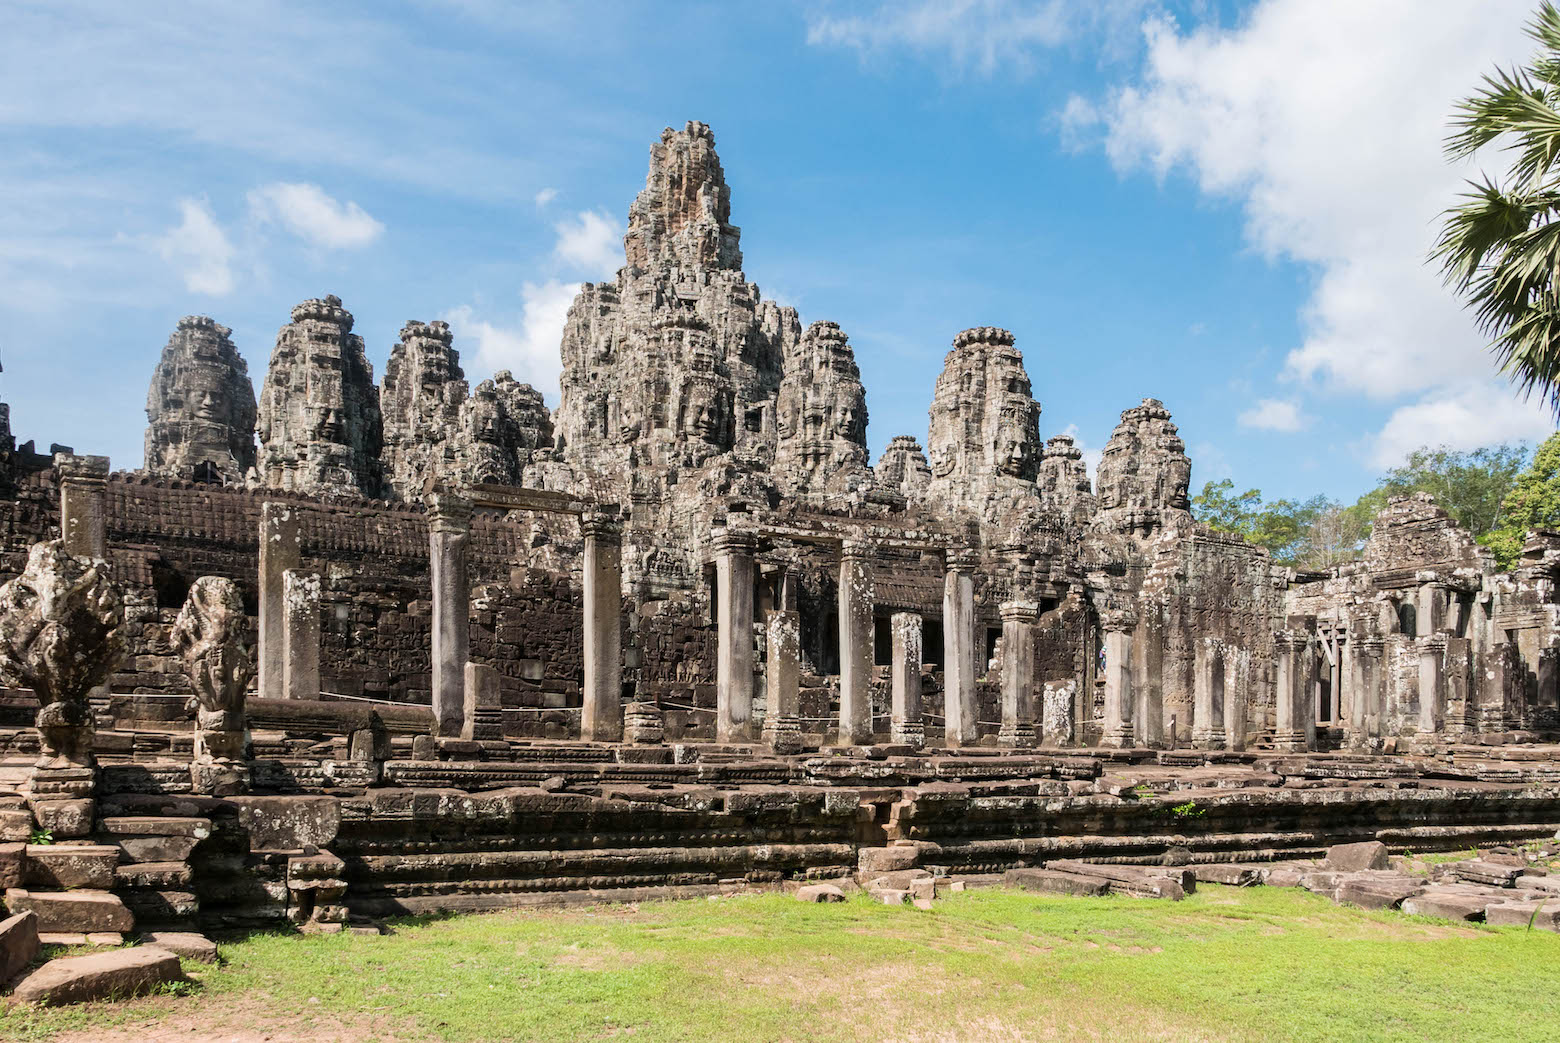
xmin=553 ymin=209 xmax=621 ymax=279
xmin=1369 ymin=381 xmax=1554 ymax=470
xmin=1093 ymin=0 xmax=1539 ymax=458
xmin=154 ymin=198 xmax=235 ymax=296
xmin=1237 ymin=397 xmax=1306 ymax=432
xmin=806 ymin=0 xmax=1152 ymax=77
xmin=443 ymin=279 xmax=579 ymax=399
xmin=248 ymin=182 xmax=384 ymax=249
xmin=1191 ymin=439 xmax=1232 ymax=484
xmin=534 ymin=187 xmax=558 ymax=208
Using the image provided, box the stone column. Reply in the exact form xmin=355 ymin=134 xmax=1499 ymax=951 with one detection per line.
xmin=281 ymin=569 xmax=320 ymax=701
xmin=462 ymin=662 xmax=504 ymax=741
xmin=1100 ymin=609 xmax=1137 ymax=748
xmin=258 ymin=502 xmax=302 ymax=701
xmin=1133 ymin=607 xmax=1165 ymax=748
xmin=998 ymin=601 xmax=1038 ymax=747
xmin=1357 ymin=637 xmax=1384 ymax=739
xmin=1192 ymin=638 xmax=1226 ymax=749
xmin=581 ymin=512 xmax=624 ymax=743
xmin=942 ymin=551 xmax=978 ymax=747
xmin=761 ymin=609 xmax=803 ymax=753
xmin=56 ymin=453 xmax=110 ymax=559
xmin=1418 ymin=635 xmax=1446 ymax=735
xmin=890 ymin=611 xmax=925 ymax=748
xmin=1416 ymin=575 xmax=1442 ymax=636
xmin=713 ymin=528 xmax=756 ymax=743
xmin=427 ymin=490 xmax=472 ymax=739
xmin=1273 ymin=630 xmax=1312 ymax=752
xmin=837 ymin=538 xmax=875 ymax=746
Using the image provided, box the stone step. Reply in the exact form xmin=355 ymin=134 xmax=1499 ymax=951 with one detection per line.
xmin=22 ymin=845 xmax=120 ymax=889
xmin=99 ymin=816 xmax=210 ymax=863
xmin=0 ymin=910 xmax=39 ymax=984
xmin=10 ymin=945 xmax=185 ymax=1006
xmin=115 ymin=862 xmax=194 ymax=889
xmin=1192 ymin=863 xmax=1260 ymax=886
xmin=1002 ymin=868 xmax=1110 ymax=897
xmin=139 ymin=931 xmax=218 ymax=963
xmin=3 ymin=888 xmax=134 ymax=933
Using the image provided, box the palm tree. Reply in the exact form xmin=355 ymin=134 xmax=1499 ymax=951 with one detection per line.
xmin=1435 ymin=1 xmax=1560 ymax=415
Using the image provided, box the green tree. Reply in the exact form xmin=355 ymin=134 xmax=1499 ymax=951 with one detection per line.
xmin=1191 ymin=481 xmax=1367 ymax=567
xmin=1190 ymin=479 xmax=1262 ymax=537
xmin=1435 ymin=3 xmax=1560 ymax=414
xmin=1374 ymin=443 xmax=1530 ymax=536
xmin=1484 ymin=431 xmax=1560 ymax=567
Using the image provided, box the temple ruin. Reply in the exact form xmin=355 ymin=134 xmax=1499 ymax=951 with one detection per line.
xmin=0 ymin=122 xmax=1557 ymax=948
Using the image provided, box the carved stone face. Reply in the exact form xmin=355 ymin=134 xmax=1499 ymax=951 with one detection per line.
xmin=681 ymin=379 xmax=730 ymax=447
xmin=171 ymin=575 xmax=252 ymax=719
xmin=997 ymin=430 xmax=1032 ymax=478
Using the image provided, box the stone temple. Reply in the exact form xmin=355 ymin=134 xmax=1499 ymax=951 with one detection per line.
xmin=0 ymin=121 xmax=1558 ymax=947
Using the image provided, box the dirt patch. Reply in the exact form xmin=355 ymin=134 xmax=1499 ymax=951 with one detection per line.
xmin=552 ymin=942 xmax=647 ymax=972
xmin=34 ymin=991 xmax=418 ymax=1043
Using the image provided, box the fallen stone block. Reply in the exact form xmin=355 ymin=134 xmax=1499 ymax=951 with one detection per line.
xmin=1300 ymin=872 xmax=1342 ymax=899
xmin=794 ymin=884 xmax=846 ymax=904
xmin=871 ymin=888 xmax=910 ymax=906
xmin=22 ymin=845 xmax=120 ymax=890
xmin=1261 ymin=868 xmax=1307 ymax=888
xmin=1002 ymin=868 xmax=1110 ymax=897
xmin=1485 ymin=900 xmax=1560 ymax=931
xmin=4 ymin=889 xmax=134 ymax=933
xmin=1401 ymin=892 xmax=1489 ymax=922
xmin=1515 ymin=875 xmax=1560 ymax=894
xmin=862 ymin=869 xmax=932 ymax=891
xmin=85 ymin=933 xmax=124 ymax=947
xmin=912 ymin=897 xmax=935 ymax=911
xmin=1192 ymin=864 xmax=1259 ymax=887
xmin=1326 ymin=841 xmax=1389 ymax=872
xmin=37 ymin=933 xmax=89 ymax=946
xmin=910 ymin=877 xmax=936 ymax=901
xmin=1046 ymin=860 xmax=1196 ymax=894
xmin=1336 ymin=875 xmax=1424 ymax=911
xmin=858 ymin=847 xmax=919 ymax=874
xmin=0 ymin=911 xmax=40 ymax=984
xmin=1106 ymin=876 xmax=1186 ymax=901
xmin=9 ymin=945 xmax=185 ymax=1006
xmin=138 ymin=931 xmax=218 ymax=963
xmin=1453 ymin=861 xmax=1525 ymax=887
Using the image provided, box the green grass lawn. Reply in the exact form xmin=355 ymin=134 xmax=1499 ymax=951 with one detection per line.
xmin=3 ymin=884 xmax=1557 ymax=1043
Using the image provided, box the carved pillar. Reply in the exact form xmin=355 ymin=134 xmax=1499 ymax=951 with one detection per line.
xmin=1358 ymin=637 xmax=1385 ymax=740
xmin=1100 ymin=608 xmax=1136 ymax=749
xmin=1418 ymin=634 xmax=1446 ymax=736
xmin=56 ymin=453 xmax=109 ymax=559
xmin=281 ymin=569 xmax=320 ymax=701
xmin=891 ymin=611 xmax=925 ymax=748
xmin=1192 ymin=638 xmax=1226 ymax=749
xmin=942 ymin=551 xmax=978 ymax=747
xmin=761 ymin=609 xmax=802 ymax=753
xmin=838 ymin=538 xmax=875 ymax=746
xmin=998 ymin=601 xmax=1038 ymax=747
xmin=427 ymin=491 xmax=472 ymax=739
xmin=713 ymin=528 xmax=756 ymax=743
xmin=1133 ymin=606 xmax=1164 ymax=748
xmin=258 ymin=502 xmax=302 ymax=702
xmin=462 ymin=662 xmax=504 ymax=741
xmin=1225 ymin=651 xmax=1247 ymax=752
xmin=581 ymin=511 xmax=624 ymax=742
xmin=1273 ymin=630 xmax=1313 ymax=752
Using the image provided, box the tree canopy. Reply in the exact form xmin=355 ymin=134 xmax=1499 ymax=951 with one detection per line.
xmin=1435 ymin=2 xmax=1560 ymax=416
xmin=1190 ymin=442 xmax=1534 ymax=570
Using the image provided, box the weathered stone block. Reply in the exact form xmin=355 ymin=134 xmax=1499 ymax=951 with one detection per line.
xmin=1003 ymin=868 xmax=1110 ymax=897
xmin=1401 ymin=892 xmax=1490 ymax=921
xmin=115 ymin=862 xmax=194 ymax=889
xmin=0 ymin=911 xmax=40 ymax=984
xmin=23 ymin=844 xmax=120 ymax=890
xmin=1325 ymin=842 xmax=1389 ymax=872
xmin=1485 ymin=900 xmax=1560 ymax=931
xmin=1335 ymin=874 xmax=1423 ymax=911
xmin=4 ymin=889 xmax=134 ymax=933
xmin=0 ymin=842 xmax=22 ymax=890
xmin=229 ymin=795 xmax=340 ymax=851
xmin=0 ymin=810 xmax=31 ymax=843
xmin=30 ymin=800 xmax=94 ymax=838
xmin=10 ymin=945 xmax=184 ymax=1006
xmin=858 ymin=847 xmax=918 ymax=874
xmin=139 ymin=931 xmax=218 ymax=963
xmin=794 ymin=884 xmax=846 ymax=903
xmin=1192 ymin=864 xmax=1259 ymax=887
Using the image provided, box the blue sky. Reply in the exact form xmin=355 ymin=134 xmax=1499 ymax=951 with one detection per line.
xmin=4 ymin=0 xmax=1555 ymax=503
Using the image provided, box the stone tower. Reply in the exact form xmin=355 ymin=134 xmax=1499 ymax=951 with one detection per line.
xmin=555 ymin=121 xmax=796 ymax=485
xmin=257 ymin=295 xmax=384 ymax=499
xmin=775 ymin=321 xmax=870 ymax=494
xmin=876 ymin=435 xmax=932 ymax=501
xmin=925 ymin=327 xmax=1043 ymax=515
xmin=1038 ymin=434 xmax=1095 ymax=522
xmin=1093 ymin=398 xmax=1192 ymax=537
xmin=460 ymin=372 xmax=554 ymax=487
xmin=144 ymin=316 xmax=257 ymax=483
xmin=379 ymin=320 xmax=468 ymax=500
